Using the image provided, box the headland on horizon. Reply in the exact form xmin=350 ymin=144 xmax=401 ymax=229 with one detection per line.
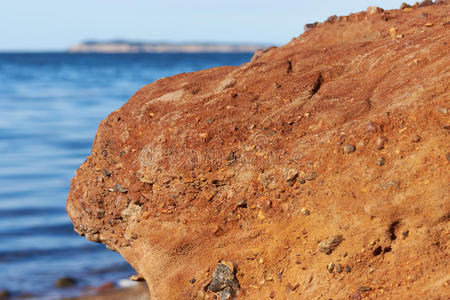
xmin=68 ymin=40 xmax=272 ymax=53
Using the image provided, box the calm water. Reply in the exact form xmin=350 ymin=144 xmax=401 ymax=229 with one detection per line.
xmin=0 ymin=52 xmax=252 ymax=299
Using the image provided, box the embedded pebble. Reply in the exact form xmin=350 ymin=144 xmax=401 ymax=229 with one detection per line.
xmin=377 ymin=157 xmax=386 ymax=166
xmin=437 ymin=107 xmax=448 ymax=114
xmin=400 ymin=2 xmax=412 ymax=9
xmin=411 ymin=134 xmax=421 ymax=142
xmin=114 ymin=183 xmax=128 ymax=193
xmin=376 ymin=136 xmax=387 ymax=150
xmin=367 ymin=6 xmax=383 ymax=14
xmin=318 ymin=235 xmax=343 ymax=255
xmin=102 ymin=169 xmax=112 ymax=177
xmin=343 ymin=144 xmax=356 ymax=154
xmin=419 ymin=0 xmax=434 ymax=7
xmin=327 ymin=262 xmax=335 ymax=273
xmin=336 ymin=263 xmax=343 ymax=273
xmin=208 ymin=262 xmax=239 ymax=296
xmin=358 ymin=286 xmax=373 ymax=292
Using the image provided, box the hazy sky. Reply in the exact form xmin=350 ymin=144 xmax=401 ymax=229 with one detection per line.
xmin=0 ymin=0 xmax=408 ymax=51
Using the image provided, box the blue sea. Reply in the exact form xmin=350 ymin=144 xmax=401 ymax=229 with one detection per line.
xmin=0 ymin=52 xmax=252 ymax=299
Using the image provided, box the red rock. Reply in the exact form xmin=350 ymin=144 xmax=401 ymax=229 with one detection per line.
xmin=67 ymin=3 xmax=450 ymax=300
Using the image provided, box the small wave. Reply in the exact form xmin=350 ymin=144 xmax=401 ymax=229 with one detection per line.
xmin=0 ymin=244 xmax=103 ymax=263
xmin=0 ymin=207 xmax=64 ymax=218
xmin=0 ymin=222 xmax=74 ymax=238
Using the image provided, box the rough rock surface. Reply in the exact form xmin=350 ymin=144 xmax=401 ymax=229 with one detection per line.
xmin=67 ymin=2 xmax=450 ymax=299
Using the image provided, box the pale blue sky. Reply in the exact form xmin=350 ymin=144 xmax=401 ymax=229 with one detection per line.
xmin=0 ymin=0 xmax=407 ymax=51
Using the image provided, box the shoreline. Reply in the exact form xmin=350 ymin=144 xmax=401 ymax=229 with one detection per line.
xmin=64 ymin=282 xmax=149 ymax=300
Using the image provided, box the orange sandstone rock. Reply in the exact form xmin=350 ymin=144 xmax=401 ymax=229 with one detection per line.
xmin=67 ymin=2 xmax=450 ymax=299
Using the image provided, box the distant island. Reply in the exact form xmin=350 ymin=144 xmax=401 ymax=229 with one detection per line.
xmin=68 ymin=40 xmax=271 ymax=53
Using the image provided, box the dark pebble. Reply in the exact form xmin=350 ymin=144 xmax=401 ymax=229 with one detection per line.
xmin=236 ymin=199 xmax=247 ymax=208
xmin=55 ymin=277 xmax=77 ymax=288
xmin=336 ymin=263 xmax=343 ymax=273
xmin=346 ymin=265 xmax=351 ymax=273
xmin=377 ymin=157 xmax=386 ymax=166
xmin=402 ymin=230 xmax=409 ymax=237
xmin=372 ymin=246 xmax=383 ymax=256
xmin=343 ymin=144 xmax=356 ymax=154
xmin=189 ymin=278 xmax=196 ymax=284
xmin=298 ymin=178 xmax=306 ymax=184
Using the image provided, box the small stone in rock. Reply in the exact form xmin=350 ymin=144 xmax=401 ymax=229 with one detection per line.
xmin=285 ymin=283 xmax=299 ymax=292
xmin=317 ymin=235 xmax=343 ymax=255
xmin=419 ymin=0 xmax=434 ymax=7
xmin=346 ymin=265 xmax=352 ymax=273
xmin=376 ymin=136 xmax=387 ymax=150
xmin=301 ymin=208 xmax=310 ymax=216
xmin=402 ymin=230 xmax=409 ymax=237
xmin=208 ymin=262 xmax=239 ymax=295
xmin=220 ymin=287 xmax=232 ymax=300
xmin=358 ymin=286 xmax=373 ymax=292
xmin=129 ymin=274 xmax=145 ymax=281
xmin=437 ymin=107 xmax=448 ymax=114
xmin=367 ymin=6 xmax=383 ymax=14
xmin=411 ymin=134 xmax=421 ymax=142
xmin=400 ymin=2 xmax=412 ymax=9
xmin=343 ymin=144 xmax=356 ymax=154
xmin=189 ymin=278 xmax=196 ymax=284
xmin=304 ymin=22 xmax=319 ymax=32
xmin=236 ymin=199 xmax=247 ymax=208
xmin=373 ymin=246 xmax=383 ymax=256
xmin=327 ymin=262 xmax=335 ymax=273
xmin=377 ymin=157 xmax=386 ymax=166
xmin=114 ymin=183 xmax=128 ymax=193
xmin=336 ymin=263 xmax=343 ymax=273
xmin=55 ymin=277 xmax=77 ymax=288
xmin=102 ymin=169 xmax=112 ymax=177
